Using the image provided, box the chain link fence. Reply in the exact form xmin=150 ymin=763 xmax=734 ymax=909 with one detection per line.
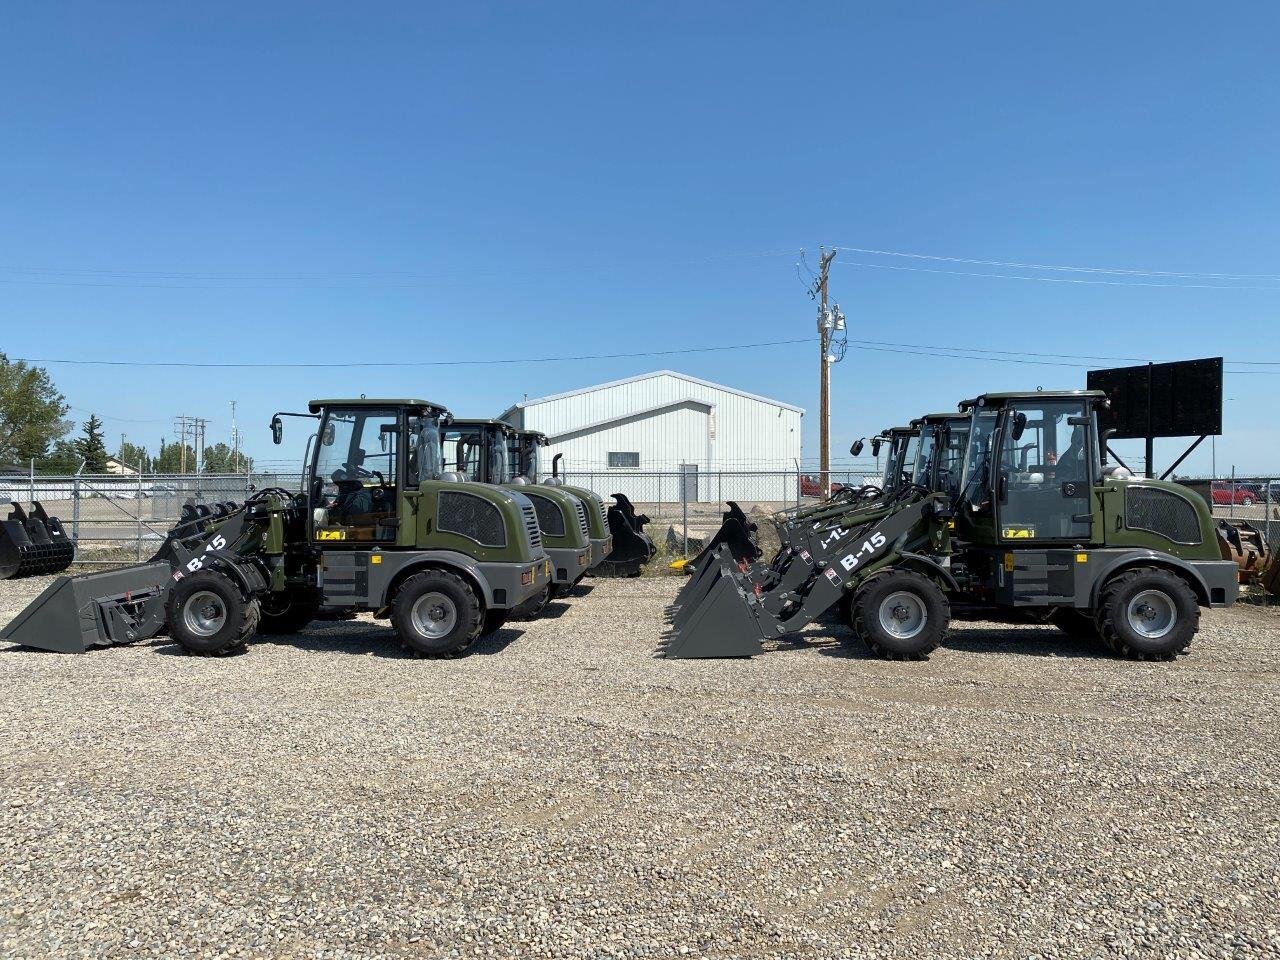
xmin=9 ymin=466 xmax=1271 ymax=567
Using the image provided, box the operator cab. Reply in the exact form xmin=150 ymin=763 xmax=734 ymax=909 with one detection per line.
xmin=507 ymin=429 xmax=546 ymax=485
xmin=958 ymin=390 xmax=1104 ymax=543
xmin=876 ymin=426 xmax=918 ymax=494
xmin=441 ymin=419 xmax=515 ymax=485
xmin=910 ymin=413 xmax=970 ymax=499
xmin=304 ymin=398 xmax=447 ymax=544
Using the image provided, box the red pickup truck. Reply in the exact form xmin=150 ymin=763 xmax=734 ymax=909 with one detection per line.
xmin=799 ymin=476 xmax=845 ymax=498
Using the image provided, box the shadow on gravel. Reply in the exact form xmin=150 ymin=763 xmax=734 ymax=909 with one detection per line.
xmin=529 ymin=600 xmax=572 ymax=620
xmin=941 ymin=627 xmax=1108 ymax=659
xmin=562 ymin=583 xmax=596 ymax=598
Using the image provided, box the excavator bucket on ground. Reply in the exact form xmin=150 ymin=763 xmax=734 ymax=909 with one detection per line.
xmin=0 ymin=502 xmax=76 ymax=580
xmin=595 ymin=494 xmax=657 ymax=577
xmin=682 ymin=502 xmax=759 ymax=573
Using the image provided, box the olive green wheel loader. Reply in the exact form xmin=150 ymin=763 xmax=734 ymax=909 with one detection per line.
xmin=2 ymin=399 xmax=552 ymax=658
xmin=662 ymin=390 xmax=1237 ymax=661
xmin=444 ymin=419 xmax=594 ymax=621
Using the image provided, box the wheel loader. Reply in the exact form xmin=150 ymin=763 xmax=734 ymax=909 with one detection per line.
xmin=444 ymin=419 xmax=594 ymax=619
xmin=2 ymin=398 xmax=552 ymax=657
xmin=662 ymin=390 xmax=1238 ymax=661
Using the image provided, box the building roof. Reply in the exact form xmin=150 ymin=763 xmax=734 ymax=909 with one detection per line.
xmin=502 ymin=370 xmax=805 ymax=415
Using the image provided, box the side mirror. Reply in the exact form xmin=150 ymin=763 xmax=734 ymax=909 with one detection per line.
xmin=1011 ymin=412 xmax=1028 ymax=442
xmin=871 ymin=438 xmax=882 ymax=457
xmin=270 ymin=416 xmax=283 ymax=445
xmin=850 ymin=439 xmax=864 ymax=457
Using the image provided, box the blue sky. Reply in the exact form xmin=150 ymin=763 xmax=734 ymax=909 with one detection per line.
xmin=3 ymin=2 xmax=1277 ymax=474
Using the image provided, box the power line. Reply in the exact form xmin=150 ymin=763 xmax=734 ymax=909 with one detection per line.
xmin=9 ymin=338 xmax=820 ymax=369
xmin=834 ymin=258 xmax=1280 ymax=291
xmin=834 ymin=245 xmax=1280 ymax=281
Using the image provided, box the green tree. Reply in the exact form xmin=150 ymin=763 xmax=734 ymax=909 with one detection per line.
xmin=117 ymin=440 xmax=151 ymax=472
xmin=202 ymin=442 xmax=252 ymax=474
xmin=155 ymin=439 xmax=196 ymax=473
xmin=40 ymin=439 xmax=81 ymax=474
xmin=0 ymin=353 xmax=72 ymax=466
xmin=74 ymin=415 xmax=109 ymax=472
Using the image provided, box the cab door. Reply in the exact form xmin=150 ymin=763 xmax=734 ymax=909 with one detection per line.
xmin=995 ymin=399 xmax=1096 ymax=544
xmin=310 ymin=407 xmax=403 ymax=544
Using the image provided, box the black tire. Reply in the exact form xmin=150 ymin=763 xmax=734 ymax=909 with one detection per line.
xmin=166 ymin=570 xmax=260 ymax=656
xmin=391 ymin=570 xmax=482 ymax=656
xmin=1241 ymin=495 xmax=1255 ymax=507
xmin=509 ymin=585 xmax=550 ymax=622
xmin=1095 ymin=567 xmax=1199 ymax=660
xmin=481 ymin=610 xmax=509 ymax=636
xmin=258 ymin=589 xmax=322 ymax=635
xmin=848 ymin=570 xmax=950 ymax=660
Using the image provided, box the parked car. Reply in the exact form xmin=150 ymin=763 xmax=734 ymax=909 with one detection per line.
xmin=1211 ymin=481 xmax=1264 ymax=506
xmin=799 ymin=475 xmax=845 ymax=498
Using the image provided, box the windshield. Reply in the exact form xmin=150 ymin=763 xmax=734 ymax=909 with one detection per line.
xmin=911 ymin=426 xmax=937 ymax=487
xmin=508 ymin=434 xmax=539 ymax=481
xmin=939 ymin=420 xmax=970 ymax=501
xmin=959 ymin=408 xmax=999 ymax=507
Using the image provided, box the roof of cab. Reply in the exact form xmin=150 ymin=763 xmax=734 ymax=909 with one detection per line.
xmin=965 ymin=389 xmax=1107 ymax=406
xmin=308 ymin=398 xmax=448 ymax=414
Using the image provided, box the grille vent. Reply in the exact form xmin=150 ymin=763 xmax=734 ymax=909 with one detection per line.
xmin=438 ymin=492 xmax=506 ymax=548
xmin=1126 ymin=487 xmax=1201 ymax=545
xmin=519 ymin=501 xmax=542 ymax=549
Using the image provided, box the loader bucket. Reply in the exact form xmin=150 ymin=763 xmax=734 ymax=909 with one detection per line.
xmin=669 ymin=544 xmax=736 ymax=611
xmin=0 ymin=502 xmax=76 ymax=580
xmin=658 ymin=564 xmax=765 ymax=658
xmin=0 ymin=563 xmax=170 ymax=653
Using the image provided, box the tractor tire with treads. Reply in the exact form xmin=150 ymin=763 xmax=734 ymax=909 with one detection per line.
xmin=392 ymin=570 xmax=482 ymax=657
xmin=166 ymin=570 xmax=260 ymax=656
xmin=1095 ymin=567 xmax=1199 ymax=660
xmin=848 ymin=569 xmax=949 ymax=660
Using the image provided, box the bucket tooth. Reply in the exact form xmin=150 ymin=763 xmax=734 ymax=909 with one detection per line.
xmin=658 ymin=570 xmax=766 ymax=659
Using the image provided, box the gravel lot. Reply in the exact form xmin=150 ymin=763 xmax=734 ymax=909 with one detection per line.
xmin=2 ymin=574 xmax=1278 ymax=959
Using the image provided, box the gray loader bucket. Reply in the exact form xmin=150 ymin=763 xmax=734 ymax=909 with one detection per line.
xmin=0 ymin=563 xmax=171 ymax=653
xmin=658 ymin=564 xmax=766 ymax=659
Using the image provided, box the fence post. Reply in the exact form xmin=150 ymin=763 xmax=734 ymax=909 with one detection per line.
xmin=1230 ymin=468 xmax=1236 ymax=520
xmin=29 ymin=458 xmax=35 ymax=504
xmin=136 ymin=469 xmax=144 ymax=560
xmin=72 ymin=472 xmax=81 ymax=540
xmin=681 ymin=467 xmax=689 ymax=558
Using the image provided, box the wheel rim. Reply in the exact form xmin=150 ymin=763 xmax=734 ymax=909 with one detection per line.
xmin=411 ymin=592 xmax=457 ymax=640
xmin=878 ymin=591 xmax=927 ymax=640
xmin=1126 ymin=589 xmax=1177 ymax=639
xmin=183 ymin=590 xmax=227 ymax=638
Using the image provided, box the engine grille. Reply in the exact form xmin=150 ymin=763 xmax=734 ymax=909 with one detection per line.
xmin=438 ymin=491 xmax=506 ymax=548
xmin=520 ymin=501 xmax=542 ymax=549
xmin=526 ymin=492 xmax=565 ymax=538
xmin=1126 ymin=487 xmax=1201 ymax=545
xmin=596 ymin=495 xmax=607 ymax=528
xmin=574 ymin=500 xmax=590 ymax=540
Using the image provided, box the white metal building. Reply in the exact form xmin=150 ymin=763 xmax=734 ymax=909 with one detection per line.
xmin=498 ymin=370 xmax=803 ymax=503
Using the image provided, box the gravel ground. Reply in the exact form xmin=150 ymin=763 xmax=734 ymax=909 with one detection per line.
xmin=1 ymin=574 xmax=1278 ymax=959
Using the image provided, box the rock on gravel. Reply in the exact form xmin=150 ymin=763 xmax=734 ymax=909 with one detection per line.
xmin=1 ymin=574 xmax=1278 ymax=959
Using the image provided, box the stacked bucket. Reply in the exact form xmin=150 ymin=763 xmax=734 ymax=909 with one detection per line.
xmin=0 ymin=502 xmax=76 ymax=580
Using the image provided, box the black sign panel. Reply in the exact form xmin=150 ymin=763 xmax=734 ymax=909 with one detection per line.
xmin=1087 ymin=357 xmax=1222 ymax=439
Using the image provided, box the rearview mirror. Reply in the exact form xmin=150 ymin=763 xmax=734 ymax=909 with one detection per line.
xmin=270 ymin=415 xmax=282 ymax=445
xmin=850 ymin=439 xmax=864 ymax=457
xmin=1011 ymin=412 xmax=1028 ymax=442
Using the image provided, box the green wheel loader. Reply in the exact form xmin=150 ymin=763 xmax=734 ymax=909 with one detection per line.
xmin=662 ymin=390 xmax=1237 ymax=661
xmin=506 ymin=430 xmax=616 ymax=572
xmin=444 ymin=419 xmax=594 ymax=620
xmin=2 ymin=399 xmax=552 ymax=658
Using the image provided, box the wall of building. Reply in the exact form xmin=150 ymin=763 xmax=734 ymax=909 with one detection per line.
xmin=502 ymin=371 xmax=803 ymax=503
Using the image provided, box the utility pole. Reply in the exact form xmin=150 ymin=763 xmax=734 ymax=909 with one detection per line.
xmin=230 ymin=400 xmax=239 ymax=471
xmin=172 ymin=415 xmax=210 ymax=474
xmin=816 ymin=248 xmax=838 ymax=496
